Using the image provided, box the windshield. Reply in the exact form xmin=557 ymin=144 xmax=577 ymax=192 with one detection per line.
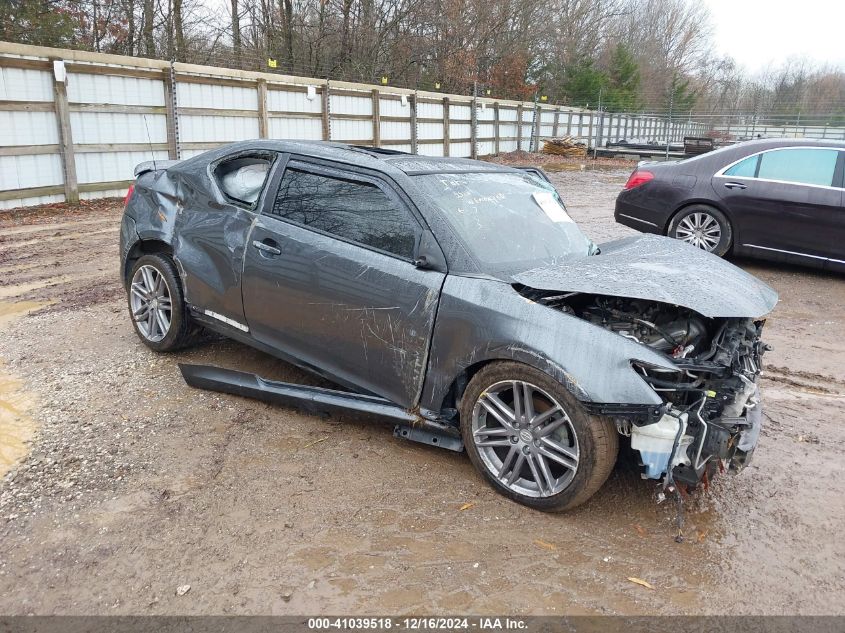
xmin=414 ymin=171 xmax=594 ymax=270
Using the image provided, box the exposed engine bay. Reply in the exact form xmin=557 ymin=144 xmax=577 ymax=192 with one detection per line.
xmin=520 ymin=289 xmax=769 ymax=488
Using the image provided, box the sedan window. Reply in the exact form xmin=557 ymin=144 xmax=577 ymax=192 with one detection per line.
xmin=269 ymin=168 xmax=417 ymax=259
xmin=724 ymin=155 xmax=759 ymax=178
xmin=757 ymin=148 xmax=839 ymax=187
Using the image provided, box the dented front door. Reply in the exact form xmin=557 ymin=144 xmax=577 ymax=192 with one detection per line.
xmin=241 ymin=160 xmax=445 ymax=408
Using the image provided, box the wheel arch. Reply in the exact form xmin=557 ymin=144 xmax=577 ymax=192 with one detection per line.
xmin=432 ymin=353 xmax=591 ymax=420
xmin=665 ymin=199 xmax=736 ymax=237
xmin=123 ymin=239 xmax=174 ymax=288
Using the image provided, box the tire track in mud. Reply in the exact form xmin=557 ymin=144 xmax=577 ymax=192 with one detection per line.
xmin=0 ymin=202 xmax=123 ymax=478
xmin=0 ymin=204 xmax=122 ymax=315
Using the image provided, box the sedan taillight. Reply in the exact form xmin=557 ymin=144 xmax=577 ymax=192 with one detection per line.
xmin=624 ymin=170 xmax=654 ymax=190
xmin=123 ymin=183 xmax=135 ymax=208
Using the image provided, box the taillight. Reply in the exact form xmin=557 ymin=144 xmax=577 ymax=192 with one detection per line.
xmin=624 ymin=170 xmax=654 ymax=190
xmin=123 ymin=183 xmax=135 ymax=207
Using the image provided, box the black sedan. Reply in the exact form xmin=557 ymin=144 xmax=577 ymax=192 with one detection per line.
xmin=120 ymin=140 xmax=776 ymax=512
xmin=614 ymin=138 xmax=845 ymax=271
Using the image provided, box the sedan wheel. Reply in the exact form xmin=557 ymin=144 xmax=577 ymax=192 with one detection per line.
xmin=130 ymin=265 xmax=173 ymax=342
xmin=675 ymin=212 xmax=721 ymax=252
xmin=460 ymin=362 xmax=618 ymax=512
xmin=668 ymin=205 xmax=733 ymax=257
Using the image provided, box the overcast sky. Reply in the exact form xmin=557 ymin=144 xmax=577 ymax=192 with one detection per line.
xmin=703 ymin=0 xmax=845 ymax=73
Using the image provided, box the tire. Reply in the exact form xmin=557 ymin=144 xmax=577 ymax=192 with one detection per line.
xmin=459 ymin=362 xmax=618 ymax=512
xmin=667 ymin=204 xmax=733 ymax=257
xmin=127 ymin=253 xmax=196 ymax=352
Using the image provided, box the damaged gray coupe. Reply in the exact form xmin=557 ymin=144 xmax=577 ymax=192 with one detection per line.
xmin=119 ymin=140 xmax=777 ymax=511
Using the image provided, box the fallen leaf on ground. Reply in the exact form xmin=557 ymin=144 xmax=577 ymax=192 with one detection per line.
xmin=627 ymin=577 xmax=655 ymax=590
xmin=633 ymin=524 xmax=647 ymax=537
xmin=459 ymin=502 xmax=475 ymax=511
xmin=533 ymin=539 xmax=557 ymax=551
xmin=697 ymin=530 xmax=709 ymax=543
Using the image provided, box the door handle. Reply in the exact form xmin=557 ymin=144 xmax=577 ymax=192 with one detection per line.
xmin=252 ymin=239 xmax=281 ymax=256
xmin=724 ymin=181 xmax=747 ymax=190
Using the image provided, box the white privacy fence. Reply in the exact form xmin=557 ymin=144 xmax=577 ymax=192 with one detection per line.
xmin=714 ymin=122 xmax=845 ymax=141
xmin=0 ymin=41 xmax=706 ymax=210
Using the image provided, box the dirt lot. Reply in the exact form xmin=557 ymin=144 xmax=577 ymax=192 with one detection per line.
xmin=0 ymin=164 xmax=843 ymax=615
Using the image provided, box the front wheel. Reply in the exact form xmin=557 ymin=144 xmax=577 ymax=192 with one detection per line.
xmin=667 ymin=205 xmax=733 ymax=256
xmin=460 ymin=362 xmax=618 ymax=512
xmin=127 ymin=253 xmax=196 ymax=352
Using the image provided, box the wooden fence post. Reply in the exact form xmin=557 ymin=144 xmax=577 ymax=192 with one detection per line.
xmin=532 ymin=105 xmax=541 ymax=152
xmin=442 ymin=97 xmax=450 ymax=157
xmin=470 ymin=96 xmax=478 ymax=159
xmin=321 ymin=80 xmax=331 ymax=141
xmin=552 ymin=108 xmax=560 ymax=139
xmin=257 ymin=79 xmax=268 ymax=138
xmin=410 ymin=92 xmax=418 ymax=154
xmin=493 ymin=102 xmax=501 ymax=155
xmin=51 ymin=59 xmax=79 ymax=204
xmin=516 ymin=104 xmax=524 ymax=151
xmin=371 ymin=89 xmax=381 ymax=148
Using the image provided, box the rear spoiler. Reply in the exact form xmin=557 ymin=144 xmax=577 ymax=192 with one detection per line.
xmin=134 ymin=160 xmax=180 ymax=177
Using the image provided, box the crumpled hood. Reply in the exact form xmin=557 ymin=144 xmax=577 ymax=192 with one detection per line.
xmin=511 ymin=234 xmax=778 ymax=318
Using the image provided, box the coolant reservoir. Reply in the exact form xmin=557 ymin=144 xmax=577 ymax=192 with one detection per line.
xmin=631 ymin=412 xmax=688 ymax=479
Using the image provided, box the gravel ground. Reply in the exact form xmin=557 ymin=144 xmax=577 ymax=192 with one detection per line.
xmin=0 ymin=165 xmax=843 ymax=615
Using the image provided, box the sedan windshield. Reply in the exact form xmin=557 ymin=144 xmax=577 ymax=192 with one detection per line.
xmin=414 ymin=171 xmax=594 ymax=270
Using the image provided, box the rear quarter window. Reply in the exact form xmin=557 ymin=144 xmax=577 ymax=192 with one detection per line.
xmin=213 ymin=155 xmax=274 ymax=206
xmin=724 ymin=155 xmax=759 ymax=177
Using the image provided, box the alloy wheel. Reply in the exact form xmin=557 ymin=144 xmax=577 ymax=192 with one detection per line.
xmin=471 ymin=380 xmax=579 ymax=498
xmin=675 ymin=212 xmax=721 ymax=252
xmin=129 ymin=265 xmax=173 ymax=342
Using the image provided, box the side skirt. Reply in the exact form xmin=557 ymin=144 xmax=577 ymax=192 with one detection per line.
xmin=179 ymin=363 xmax=465 ymax=452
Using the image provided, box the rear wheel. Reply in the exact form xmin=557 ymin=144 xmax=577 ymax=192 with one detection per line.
xmin=128 ymin=253 xmax=196 ymax=352
xmin=668 ymin=205 xmax=732 ymax=256
xmin=460 ymin=362 xmax=618 ymax=512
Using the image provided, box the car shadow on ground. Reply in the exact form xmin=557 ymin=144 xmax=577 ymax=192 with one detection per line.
xmin=727 ymin=254 xmax=842 ymax=281
xmin=180 ymin=332 xmax=671 ymax=517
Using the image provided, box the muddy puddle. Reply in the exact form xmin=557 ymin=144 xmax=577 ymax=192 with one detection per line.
xmin=0 ymin=300 xmax=50 ymax=477
xmin=0 ymin=363 xmax=36 ymax=478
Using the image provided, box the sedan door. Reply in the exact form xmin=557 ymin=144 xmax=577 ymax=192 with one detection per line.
xmin=713 ymin=147 xmax=845 ymax=263
xmin=241 ymin=158 xmax=446 ymax=408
